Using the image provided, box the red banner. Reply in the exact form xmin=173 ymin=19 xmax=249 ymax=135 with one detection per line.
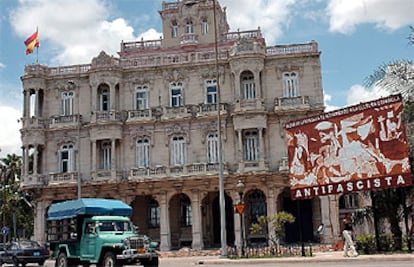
xmin=286 ymin=95 xmax=412 ymax=200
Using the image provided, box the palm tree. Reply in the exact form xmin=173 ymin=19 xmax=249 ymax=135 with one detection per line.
xmin=363 ymin=26 xmax=414 ymax=251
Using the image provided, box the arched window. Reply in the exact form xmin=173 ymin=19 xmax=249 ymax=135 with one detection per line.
xmin=59 ymin=144 xmax=74 ymax=173
xmin=98 ymin=84 xmax=110 ymax=111
xmin=185 ymin=20 xmax=194 ymax=34
xmin=136 ymin=138 xmax=150 ymax=167
xmin=248 ymin=190 xmax=266 ymax=224
xmin=240 ymin=71 xmax=256 ymax=99
xmin=283 ymin=72 xmax=299 ymax=97
xmin=61 ymin=91 xmax=74 ymax=116
xmin=201 ymin=18 xmax=208 ymax=35
xmin=171 ymin=21 xmax=178 ymax=38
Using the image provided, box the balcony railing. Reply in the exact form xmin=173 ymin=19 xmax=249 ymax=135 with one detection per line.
xmin=196 ymin=103 xmax=227 ymax=117
xmin=49 ymin=114 xmax=82 ymax=128
xmin=121 ymin=39 xmax=162 ymax=52
xmin=127 ymin=109 xmax=153 ymax=121
xmin=129 ymin=163 xmax=227 ymax=180
xmin=180 ymin=33 xmax=198 ymax=45
xmin=48 ymin=172 xmax=78 ymax=185
xmin=266 ymin=42 xmax=318 ymax=56
xmin=225 ymin=29 xmax=262 ymax=42
xmin=274 ymin=96 xmax=311 ymax=113
xmin=91 ymin=111 xmax=123 ymax=123
xmin=234 ymin=98 xmax=265 ymax=113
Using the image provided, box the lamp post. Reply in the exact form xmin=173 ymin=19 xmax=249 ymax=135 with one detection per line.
xmin=236 ymin=179 xmax=245 ymax=257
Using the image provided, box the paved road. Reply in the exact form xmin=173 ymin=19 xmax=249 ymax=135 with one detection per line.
xmin=7 ymin=253 xmax=414 ymax=267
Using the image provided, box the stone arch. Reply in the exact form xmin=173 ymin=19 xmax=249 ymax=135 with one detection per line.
xmin=169 ymin=193 xmax=192 ymax=248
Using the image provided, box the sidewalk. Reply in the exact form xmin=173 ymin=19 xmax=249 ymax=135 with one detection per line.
xmin=192 ymin=251 xmax=414 ymax=265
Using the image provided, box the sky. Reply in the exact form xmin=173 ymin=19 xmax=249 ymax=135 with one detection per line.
xmin=0 ymin=0 xmax=413 ymax=158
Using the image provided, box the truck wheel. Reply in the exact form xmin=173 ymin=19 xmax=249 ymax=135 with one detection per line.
xmin=56 ymin=252 xmax=68 ymax=267
xmin=102 ymin=251 xmax=120 ymax=267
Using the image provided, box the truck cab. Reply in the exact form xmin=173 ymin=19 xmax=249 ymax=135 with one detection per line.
xmin=47 ymin=198 xmax=159 ymax=267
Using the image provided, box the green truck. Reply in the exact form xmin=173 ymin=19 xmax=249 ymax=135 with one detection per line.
xmin=47 ymin=198 xmax=159 ymax=267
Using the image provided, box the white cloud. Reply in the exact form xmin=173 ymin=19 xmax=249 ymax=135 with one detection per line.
xmin=346 ymin=84 xmax=390 ymax=105
xmin=324 ymin=93 xmax=341 ymax=111
xmin=0 ymin=62 xmax=5 ymax=69
xmin=327 ymin=0 xmax=414 ymax=34
xmin=220 ymin=0 xmax=297 ymax=45
xmin=0 ymin=106 xmax=21 ymax=158
xmin=9 ymin=0 xmax=161 ymax=65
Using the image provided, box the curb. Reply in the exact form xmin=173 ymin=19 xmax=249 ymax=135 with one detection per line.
xmin=194 ymin=253 xmax=414 ymax=265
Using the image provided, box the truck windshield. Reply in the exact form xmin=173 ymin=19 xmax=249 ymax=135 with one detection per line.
xmin=98 ymin=221 xmax=132 ymax=232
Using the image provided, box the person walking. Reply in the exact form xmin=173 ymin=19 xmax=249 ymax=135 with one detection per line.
xmin=339 ymin=213 xmax=359 ymax=257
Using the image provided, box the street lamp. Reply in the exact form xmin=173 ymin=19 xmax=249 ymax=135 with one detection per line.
xmin=236 ymin=179 xmax=245 ymax=257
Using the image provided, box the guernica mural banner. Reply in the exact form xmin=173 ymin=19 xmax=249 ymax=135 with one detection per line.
xmin=286 ymin=94 xmax=412 ymax=200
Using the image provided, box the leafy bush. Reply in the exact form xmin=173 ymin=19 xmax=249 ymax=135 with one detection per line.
xmin=355 ymin=234 xmax=376 ymax=254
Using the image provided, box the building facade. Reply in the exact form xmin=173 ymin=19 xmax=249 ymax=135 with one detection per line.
xmin=20 ymin=0 xmax=342 ymax=251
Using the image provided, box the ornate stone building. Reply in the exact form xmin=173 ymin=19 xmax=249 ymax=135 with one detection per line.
xmin=20 ymin=0 xmax=341 ymax=250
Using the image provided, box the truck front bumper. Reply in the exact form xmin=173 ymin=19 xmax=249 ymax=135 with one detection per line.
xmin=117 ymin=249 xmax=158 ymax=261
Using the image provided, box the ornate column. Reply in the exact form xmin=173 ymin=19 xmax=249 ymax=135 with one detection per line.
xmin=33 ymin=199 xmax=51 ymax=245
xmin=320 ymin=195 xmax=339 ymax=244
xmin=91 ymin=141 xmax=97 ymax=180
xmin=33 ymin=144 xmax=38 ymax=175
xmin=23 ymin=146 xmax=29 ymax=177
xmin=111 ymin=138 xmax=116 ymax=180
xmin=34 ymin=88 xmax=39 ymax=117
xmin=191 ymin=190 xmax=204 ymax=250
xmin=159 ymin=192 xmax=171 ymax=251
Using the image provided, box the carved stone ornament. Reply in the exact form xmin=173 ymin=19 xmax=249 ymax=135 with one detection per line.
xmin=91 ymin=51 xmax=117 ymax=68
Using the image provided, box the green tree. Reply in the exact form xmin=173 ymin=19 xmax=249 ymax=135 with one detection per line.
xmin=363 ymin=26 xmax=414 ymax=251
xmin=1 ymin=153 xmax=33 ymax=241
xmin=250 ymin=211 xmax=295 ymax=247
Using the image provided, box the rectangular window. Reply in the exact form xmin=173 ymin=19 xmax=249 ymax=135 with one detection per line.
xmin=135 ymin=86 xmax=148 ymax=110
xmin=206 ymin=79 xmax=217 ymax=104
xmin=207 ymin=133 xmax=219 ymax=163
xmin=102 ymin=142 xmax=111 ymax=170
xmin=136 ymin=139 xmax=150 ymax=167
xmin=170 ymin=82 xmax=183 ymax=107
xmin=243 ymin=130 xmax=259 ymax=161
xmin=171 ymin=136 xmax=186 ymax=165
xmin=185 ymin=21 xmax=194 ymax=34
xmin=201 ymin=20 xmax=208 ymax=35
xmin=61 ymin=91 xmax=74 ymax=116
xmin=172 ymin=23 xmax=178 ymax=38
xmin=181 ymin=202 xmax=192 ymax=226
xmin=100 ymin=89 xmax=110 ymax=111
xmin=149 ymin=206 xmax=160 ymax=228
xmin=59 ymin=144 xmax=74 ymax=173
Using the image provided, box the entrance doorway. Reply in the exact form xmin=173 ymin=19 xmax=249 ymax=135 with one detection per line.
xmin=212 ymin=193 xmax=235 ymax=246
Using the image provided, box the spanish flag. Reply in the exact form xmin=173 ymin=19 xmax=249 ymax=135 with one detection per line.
xmin=24 ymin=30 xmax=39 ymax=55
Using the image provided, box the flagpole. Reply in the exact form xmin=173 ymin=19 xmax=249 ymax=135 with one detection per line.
xmin=36 ymin=26 xmax=39 ymax=64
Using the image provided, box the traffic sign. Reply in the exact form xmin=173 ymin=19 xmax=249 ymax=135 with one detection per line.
xmin=2 ymin=226 xmax=9 ymax=236
xmin=235 ymin=203 xmax=245 ymax=215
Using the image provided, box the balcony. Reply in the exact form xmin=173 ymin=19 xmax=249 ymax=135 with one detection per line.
xmin=162 ymin=106 xmax=192 ymax=120
xmin=180 ymin=33 xmax=198 ymax=46
xmin=22 ymin=117 xmax=48 ymax=129
xmin=49 ymin=114 xmax=82 ymax=128
xmin=48 ymin=172 xmax=78 ymax=185
xmin=91 ymin=110 xmax=123 ymax=123
xmin=126 ymin=109 xmax=154 ymax=122
xmin=21 ymin=174 xmax=46 ymax=187
xmin=196 ymin=103 xmax=227 ymax=117
xmin=234 ymin=98 xmax=265 ymax=113
xmin=129 ymin=163 xmax=228 ymax=181
xmin=274 ymin=96 xmax=311 ymax=114
xmin=237 ymin=160 xmax=269 ymax=173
